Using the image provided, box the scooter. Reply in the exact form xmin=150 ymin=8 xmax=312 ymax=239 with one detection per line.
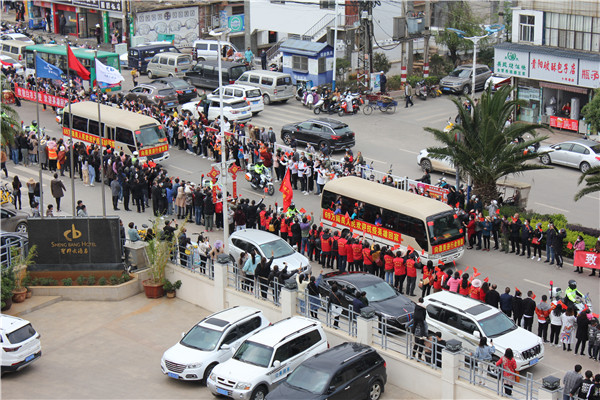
xmin=415 ymin=81 xmax=428 ymax=100
xmin=313 ymin=97 xmax=340 ymax=115
xmin=245 ymin=166 xmax=275 ymax=196
xmin=302 ymin=88 xmax=319 ymax=109
xmin=338 ymin=94 xmax=362 ymax=116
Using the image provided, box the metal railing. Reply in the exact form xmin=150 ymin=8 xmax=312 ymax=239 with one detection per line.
xmin=457 ymin=353 xmax=542 ymax=400
xmin=265 ymin=38 xmax=287 ymax=64
xmin=174 ymin=248 xmax=214 ymax=280
xmin=297 ymin=290 xmax=357 ymax=337
xmin=225 ymin=263 xmax=283 ymax=308
xmin=301 ymin=14 xmax=336 ymax=41
xmin=0 ymin=237 xmax=28 ymax=268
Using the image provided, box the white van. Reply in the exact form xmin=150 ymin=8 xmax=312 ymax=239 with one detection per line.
xmin=235 ymin=70 xmax=294 ymax=104
xmin=0 ymin=40 xmax=30 ymax=62
xmin=213 ymin=84 xmax=264 ymax=115
xmin=193 ymin=39 xmax=238 ymax=61
xmin=147 ymin=52 xmax=193 ymax=79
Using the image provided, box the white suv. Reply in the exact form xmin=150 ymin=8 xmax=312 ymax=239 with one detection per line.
xmin=213 ymin=84 xmax=264 ymax=115
xmin=207 ymin=316 xmax=328 ymax=400
xmin=161 ymin=306 xmax=269 ymax=382
xmin=0 ymin=315 xmax=42 ymax=374
xmin=423 ymin=291 xmax=544 ymax=371
xmin=181 ymin=95 xmax=252 ymax=123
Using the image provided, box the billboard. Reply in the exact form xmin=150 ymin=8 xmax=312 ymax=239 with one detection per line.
xmin=28 ymin=217 xmax=123 ymax=271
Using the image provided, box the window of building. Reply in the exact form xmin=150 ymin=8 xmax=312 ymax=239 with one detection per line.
xmin=544 ymin=12 xmax=600 ymax=52
xmin=292 ymin=55 xmax=308 ymax=72
xmin=320 ymin=0 xmax=335 ymax=10
xmin=519 ymin=14 xmax=535 ymax=43
xmin=318 ymin=57 xmax=326 ymax=74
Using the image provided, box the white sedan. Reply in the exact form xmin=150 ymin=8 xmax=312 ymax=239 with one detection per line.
xmin=417 ymin=149 xmax=456 ymax=175
xmin=0 ymin=33 xmax=34 ymax=44
xmin=538 ymin=139 xmax=600 ymax=173
xmin=0 ymin=55 xmax=25 ymax=76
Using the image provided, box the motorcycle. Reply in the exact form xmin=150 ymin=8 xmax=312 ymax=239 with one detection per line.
xmin=550 ymin=282 xmax=594 ymax=316
xmin=245 ymin=166 xmax=275 ymax=196
xmin=428 ymin=83 xmax=442 ymax=98
xmin=415 ymin=81 xmax=428 ymax=100
xmin=302 ymin=88 xmax=319 ymax=109
xmin=313 ymin=97 xmax=340 ymax=115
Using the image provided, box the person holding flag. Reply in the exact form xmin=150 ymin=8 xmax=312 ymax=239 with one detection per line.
xmin=279 ymin=167 xmax=293 ymax=213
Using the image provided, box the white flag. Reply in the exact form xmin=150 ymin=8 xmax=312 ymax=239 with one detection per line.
xmin=95 ymin=58 xmax=124 ymax=85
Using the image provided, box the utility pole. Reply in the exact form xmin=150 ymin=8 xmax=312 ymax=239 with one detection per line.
xmin=244 ymin=0 xmax=252 ymax=53
xmin=423 ymin=0 xmax=431 ymax=78
xmin=357 ymin=0 xmax=375 ymax=90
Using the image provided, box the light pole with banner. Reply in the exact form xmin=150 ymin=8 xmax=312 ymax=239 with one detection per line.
xmin=209 ymin=27 xmax=232 ymax=251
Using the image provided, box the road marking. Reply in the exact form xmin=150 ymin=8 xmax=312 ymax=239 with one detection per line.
xmin=397 ymin=148 xmax=419 ymax=155
xmin=534 ymin=202 xmax=569 ymax=213
xmin=364 ymin=158 xmax=387 ymax=164
xmin=523 ymin=279 xmax=549 ymax=289
xmin=168 ymin=165 xmax=192 ymax=173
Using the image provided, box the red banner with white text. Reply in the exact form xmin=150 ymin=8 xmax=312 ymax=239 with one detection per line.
xmin=14 ymin=85 xmax=69 ymax=108
xmin=574 ymin=250 xmax=600 ymax=269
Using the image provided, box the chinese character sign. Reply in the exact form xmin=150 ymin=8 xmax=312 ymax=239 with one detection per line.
xmin=549 ymin=116 xmax=579 ymax=132
xmin=579 ymin=59 xmax=600 ymax=89
xmin=14 ymin=85 xmax=69 ymax=108
xmin=574 ymin=251 xmax=599 ymax=270
xmin=494 ymin=48 xmax=530 ymax=77
xmin=529 ymin=53 xmax=578 ymax=84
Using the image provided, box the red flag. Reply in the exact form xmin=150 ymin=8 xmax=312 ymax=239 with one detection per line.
xmin=66 ymin=46 xmax=90 ymax=80
xmin=531 ymin=293 xmax=536 ymax=300
xmin=483 ymin=277 xmax=489 ymax=283
xmin=332 ymin=222 xmax=337 ymax=227
xmin=515 ymin=287 xmax=520 ymax=293
xmin=279 ymin=168 xmax=293 ymax=212
xmin=319 ymin=222 xmax=323 ymax=227
xmin=567 ymin=242 xmax=573 ymax=249
xmin=299 ymin=208 xmax=306 ymax=214
xmin=495 ymin=209 xmax=500 ymax=214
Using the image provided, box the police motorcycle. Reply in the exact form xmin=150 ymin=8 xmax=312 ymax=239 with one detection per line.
xmin=245 ymin=160 xmax=275 ymax=196
xmin=550 ymin=279 xmax=594 ymax=316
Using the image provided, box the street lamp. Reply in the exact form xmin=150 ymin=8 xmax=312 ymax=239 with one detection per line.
xmin=210 ymin=27 xmax=232 ymax=251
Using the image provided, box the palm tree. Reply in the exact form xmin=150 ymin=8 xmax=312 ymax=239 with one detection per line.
xmin=424 ymin=85 xmax=550 ymax=204
xmin=1 ymin=75 xmax=21 ymax=146
xmin=574 ymin=166 xmax=600 ymax=201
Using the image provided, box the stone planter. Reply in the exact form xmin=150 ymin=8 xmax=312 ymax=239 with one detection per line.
xmin=142 ymin=279 xmax=164 ymax=298
xmin=26 ymin=289 xmax=32 ymax=299
xmin=12 ymin=287 xmax=27 ymax=303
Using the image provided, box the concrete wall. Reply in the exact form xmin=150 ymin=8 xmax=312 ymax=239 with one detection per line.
xmin=166 ymin=261 xmax=512 ymax=400
xmin=249 ymin=0 xmax=335 ymax=36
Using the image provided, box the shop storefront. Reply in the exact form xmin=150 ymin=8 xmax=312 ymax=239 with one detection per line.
xmin=494 ymin=42 xmax=600 ymax=134
xmin=48 ymin=0 xmax=125 ymax=42
xmin=28 ymin=1 xmax=53 ymax=30
xmin=78 ymin=8 xmax=101 ymax=39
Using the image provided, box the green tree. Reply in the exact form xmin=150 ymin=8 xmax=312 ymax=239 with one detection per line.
xmin=424 ymin=85 xmax=550 ymax=203
xmin=581 ymin=88 xmax=600 ymax=134
xmin=0 ymin=76 xmax=20 ymax=147
xmin=373 ymin=52 xmax=391 ymax=74
xmin=435 ymin=1 xmax=485 ymax=66
xmin=574 ymin=166 xmax=600 ymax=201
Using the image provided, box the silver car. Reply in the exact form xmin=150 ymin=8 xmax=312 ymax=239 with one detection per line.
xmin=440 ymin=64 xmax=492 ymax=95
xmin=0 ymin=205 xmax=28 ymax=233
xmin=538 ymin=139 xmax=600 ymax=173
xmin=228 ymin=229 xmax=311 ymax=274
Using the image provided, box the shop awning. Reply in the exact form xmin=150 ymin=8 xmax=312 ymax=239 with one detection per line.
xmin=539 ymin=81 xmax=588 ymax=94
xmin=495 ymin=42 xmax=600 ymax=63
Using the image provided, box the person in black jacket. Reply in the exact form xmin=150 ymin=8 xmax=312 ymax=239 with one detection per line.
xmin=132 ymin=178 xmax=145 ymax=213
xmin=553 ymin=228 xmax=566 ymax=268
xmin=204 ymin=190 xmax=215 ymax=231
xmin=255 ymin=253 xmax=274 ymax=300
xmin=122 ymin=177 xmax=131 ymax=211
xmin=485 ymin=284 xmax=500 ymax=308
xmin=544 ymin=223 xmax=557 ymax=264
xmin=509 ymin=214 xmax=523 ymax=255
xmin=522 ymin=291 xmax=536 ymax=332
xmin=151 ymin=182 xmax=161 ymax=216
xmin=520 ymin=219 xmax=533 ymax=258
xmin=512 ymin=290 xmax=524 ymax=327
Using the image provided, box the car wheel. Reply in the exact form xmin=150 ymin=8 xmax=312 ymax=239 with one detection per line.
xmin=338 ymin=109 xmax=344 ymax=117
xmin=250 ymin=385 xmax=267 ymax=400
xmin=420 ymin=159 xmax=432 ymax=172
xmin=147 ymin=71 xmax=153 ymax=79
xmin=462 ymin=85 xmax=471 ymax=95
xmin=263 ymin=94 xmax=271 ymax=105
xmin=282 ymin=133 xmax=293 ymax=145
xmin=368 ymin=380 xmax=383 ymax=400
xmin=580 ymin=162 xmax=591 ymax=173
xmin=15 ymin=222 xmax=27 ymax=233
xmin=203 ymin=362 xmax=218 ymax=384
xmin=267 ymin=185 xmax=275 ymax=196
xmin=540 ymin=154 xmax=551 ymax=165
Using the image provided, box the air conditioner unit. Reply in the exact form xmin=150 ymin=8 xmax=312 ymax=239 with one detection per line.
xmin=393 ymin=17 xmax=406 ymax=40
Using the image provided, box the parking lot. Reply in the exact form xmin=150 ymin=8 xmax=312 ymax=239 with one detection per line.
xmin=2 ymin=294 xmax=422 ymax=399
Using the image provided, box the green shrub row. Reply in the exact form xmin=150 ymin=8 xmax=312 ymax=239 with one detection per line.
xmin=27 ymin=273 xmax=132 ymax=287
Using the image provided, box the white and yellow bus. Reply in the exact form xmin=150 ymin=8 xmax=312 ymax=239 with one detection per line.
xmin=62 ymin=102 xmax=169 ymax=162
xmin=321 ymin=176 xmax=465 ymax=265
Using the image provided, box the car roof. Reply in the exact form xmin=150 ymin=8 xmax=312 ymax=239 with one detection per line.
xmin=154 ymin=51 xmax=186 ymax=57
xmin=137 ymin=83 xmax=171 ymax=89
xmin=231 ymin=228 xmax=283 ymax=245
xmin=152 ymin=77 xmax=189 ymax=83
xmin=299 ymin=342 xmax=375 ymax=371
xmin=221 ymin=84 xmax=260 ymax=92
xmin=299 ymin=118 xmax=346 ymax=128
xmin=242 ymin=70 xmax=289 ymax=77
xmin=247 ymin=317 xmax=320 ymax=346
xmin=0 ymin=314 xmax=30 ymax=334
xmin=199 ymin=306 xmax=263 ymax=332
xmin=424 ymin=291 xmax=497 ymax=319
xmin=324 ymin=271 xmax=383 ymax=287
xmin=206 ymin=95 xmax=248 ymax=104
xmin=562 ymin=139 xmax=599 ymax=147
xmin=196 ymin=60 xmax=244 ymax=68
xmin=456 ymin=64 xmax=489 ymax=69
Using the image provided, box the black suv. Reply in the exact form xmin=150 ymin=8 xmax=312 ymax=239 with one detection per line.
xmin=266 ymin=342 xmax=386 ymax=400
xmin=150 ymin=77 xmax=197 ymax=104
xmin=280 ymin=118 xmax=355 ymax=152
xmin=319 ymin=271 xmax=415 ymax=330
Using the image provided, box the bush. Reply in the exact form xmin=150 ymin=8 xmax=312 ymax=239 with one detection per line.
xmin=424 ymin=76 xmax=441 ymax=85
xmin=429 ymin=53 xmax=454 ymax=76
xmin=87 ymin=275 xmax=96 ymax=285
xmin=407 ymin=74 xmax=422 ymax=88
xmin=109 ymin=275 xmax=119 ymax=285
xmin=76 ymin=275 xmax=87 ymax=286
xmin=62 ymin=278 xmax=73 ymax=286
xmin=39 ymin=278 xmax=58 ymax=286
xmin=98 ymin=277 xmax=107 ymax=286
xmin=119 ymin=272 xmax=132 ymax=284
xmin=388 ymin=75 xmax=403 ymax=91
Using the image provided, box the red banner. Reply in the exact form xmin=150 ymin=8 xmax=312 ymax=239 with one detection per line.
xmin=14 ymin=85 xmax=69 ymax=108
xmin=574 ymin=250 xmax=600 ymax=270
xmin=431 ymin=238 xmax=465 ymax=254
xmin=549 ymin=116 xmax=579 ymax=132
xmin=322 ymin=209 xmax=402 ymax=243
xmin=406 ymin=181 xmax=449 ymax=202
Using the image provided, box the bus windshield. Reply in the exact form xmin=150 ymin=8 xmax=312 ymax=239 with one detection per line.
xmin=136 ymin=124 xmax=165 ymax=147
xmin=427 ymin=211 xmax=462 ymax=244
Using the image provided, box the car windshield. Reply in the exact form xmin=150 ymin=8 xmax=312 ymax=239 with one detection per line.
xmin=285 ymin=365 xmax=331 ymax=394
xmin=449 ymin=68 xmax=471 ymax=78
xmin=260 ymin=239 xmax=295 ymax=258
xmin=246 ymin=89 xmax=261 ymax=98
xmin=136 ymin=124 xmax=166 ymax=147
xmin=232 ymin=341 xmax=273 ymax=368
xmin=479 ymin=312 xmax=517 ymax=337
xmin=427 ymin=211 xmax=462 ymax=243
xmin=6 ymin=323 xmax=36 ymax=344
xmin=361 ymin=281 xmax=397 ymax=302
xmin=180 ymin=325 xmax=222 ymax=351
xmin=230 ymin=66 xmax=248 ymax=80
xmin=333 ymin=125 xmax=352 ymax=135
xmin=169 ymin=80 xmax=189 ymax=89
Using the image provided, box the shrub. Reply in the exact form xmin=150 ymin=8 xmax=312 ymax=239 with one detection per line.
xmin=62 ymin=278 xmax=73 ymax=286
xmin=119 ymin=272 xmax=132 ymax=284
xmin=388 ymin=75 xmax=403 ymax=91
xmin=109 ymin=275 xmax=119 ymax=285
xmin=98 ymin=277 xmax=107 ymax=286
xmin=87 ymin=275 xmax=96 ymax=285
xmin=424 ymin=76 xmax=441 ymax=85
xmin=407 ymin=74 xmax=422 ymax=88
xmin=39 ymin=278 xmax=58 ymax=286
xmin=76 ymin=275 xmax=87 ymax=286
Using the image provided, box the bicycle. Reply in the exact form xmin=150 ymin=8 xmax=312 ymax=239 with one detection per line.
xmin=363 ymin=98 xmax=397 ymax=115
xmin=1 ymin=184 xmax=14 ymax=205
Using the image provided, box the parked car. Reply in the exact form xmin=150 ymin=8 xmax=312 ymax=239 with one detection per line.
xmin=281 ymin=118 xmax=355 ymax=152
xmin=0 ymin=55 xmax=25 ymax=76
xmin=416 ymin=149 xmax=456 ymax=175
xmin=484 ymin=73 xmax=511 ymax=92
xmin=150 ymin=77 xmax=197 ymax=103
xmin=423 ymin=291 xmax=544 ymax=371
xmin=235 ymin=70 xmax=294 ymax=104
xmin=228 ymin=229 xmax=311 ymax=274
xmin=184 ymin=60 xmax=249 ymax=90
xmin=0 ymin=33 xmax=34 ymax=44
xmin=318 ymin=271 xmax=415 ymax=329
xmin=0 ymin=315 xmax=42 ymax=374
xmin=124 ymin=83 xmax=179 ymax=109
xmin=1 ymin=204 xmax=28 ymax=233
xmin=207 ymin=316 xmax=328 ymax=400
xmin=266 ymin=342 xmax=387 ymax=400
xmin=146 ymin=52 xmax=193 ymax=79
xmin=212 ymin=84 xmax=264 ymax=115
xmin=439 ymin=64 xmax=492 ymax=95
xmin=538 ymin=139 xmax=600 ymax=173
xmin=181 ymin=95 xmax=252 ymax=123
xmin=161 ymin=306 xmax=269 ymax=383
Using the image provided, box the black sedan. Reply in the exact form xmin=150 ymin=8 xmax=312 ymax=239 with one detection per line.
xmin=318 ymin=271 xmax=415 ymax=329
xmin=281 ymin=118 xmax=355 ymax=152
xmin=150 ymin=77 xmax=198 ymax=104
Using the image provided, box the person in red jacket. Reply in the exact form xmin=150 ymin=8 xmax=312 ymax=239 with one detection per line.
xmin=469 ymin=279 xmax=482 ymax=300
xmin=280 ymin=217 xmax=289 ymax=243
xmin=421 ymin=261 xmax=433 ymax=298
xmin=393 ymin=251 xmax=406 ymax=293
xmin=346 ymin=238 xmax=355 ymax=271
xmin=406 ymin=257 xmax=417 ymax=296
xmin=320 ymin=229 xmax=332 ymax=267
xmin=384 ymin=248 xmax=394 ymax=285
xmin=352 ymin=239 xmax=363 ymax=272
xmin=432 ymin=266 xmax=445 ymax=293
xmin=337 ymin=233 xmax=348 ymax=272
xmin=459 ymin=273 xmax=471 ymax=296
xmin=362 ymin=242 xmax=373 ymax=274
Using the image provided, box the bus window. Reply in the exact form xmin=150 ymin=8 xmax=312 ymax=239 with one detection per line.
xmin=88 ymin=120 xmax=99 ymax=136
xmin=136 ymin=124 xmax=164 ymax=147
xmin=116 ymin=127 xmax=134 ymax=146
xmin=72 ymin=116 xmax=88 ymax=132
xmin=106 ymin=127 xmax=115 ymax=141
xmin=25 ymin=51 xmax=34 ymax=69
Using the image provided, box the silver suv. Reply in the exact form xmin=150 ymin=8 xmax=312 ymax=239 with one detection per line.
xmin=440 ymin=64 xmax=492 ymax=95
